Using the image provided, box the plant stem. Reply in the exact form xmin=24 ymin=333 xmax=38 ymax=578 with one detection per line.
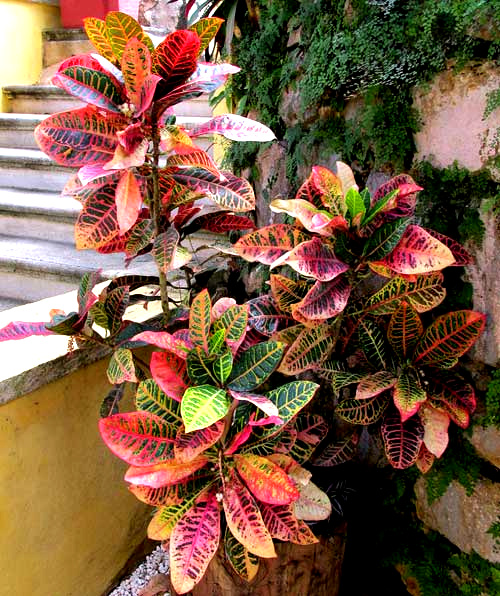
xmin=151 ymin=108 xmax=170 ymax=323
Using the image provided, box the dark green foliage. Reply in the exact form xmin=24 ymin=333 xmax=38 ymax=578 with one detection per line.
xmin=425 ymin=429 xmax=482 ymax=504
xmin=478 ymin=369 xmax=500 ymax=427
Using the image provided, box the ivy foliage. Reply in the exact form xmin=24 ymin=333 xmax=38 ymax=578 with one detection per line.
xmin=225 ymin=0 xmax=500 ymax=181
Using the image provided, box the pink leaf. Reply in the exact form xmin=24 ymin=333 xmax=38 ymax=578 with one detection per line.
xmin=0 ymin=320 xmax=54 ymax=342
xmin=151 ymin=351 xmax=189 ymax=401
xmin=130 ymin=331 xmax=191 ymax=359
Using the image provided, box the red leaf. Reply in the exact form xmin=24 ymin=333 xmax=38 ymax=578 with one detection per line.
xmin=260 ymin=503 xmax=318 ymax=545
xmin=115 ymin=170 xmax=143 ymax=234
xmin=426 ymin=373 xmax=476 ymax=428
xmin=424 ymin=228 xmax=473 ymax=266
xmin=195 ymin=212 xmax=256 ymax=233
xmin=150 ymin=351 xmax=189 ymax=401
xmin=0 ymin=320 xmax=54 ymax=342
xmin=291 ymin=275 xmax=351 ymax=322
xmin=234 ymin=224 xmax=309 ymax=265
xmin=271 ymin=237 xmax=349 ymax=282
xmin=153 ymin=30 xmax=201 ymax=92
xmin=371 ymin=174 xmax=422 ymax=219
xmin=175 ymin=420 xmax=225 ymax=462
xmin=125 ymin=456 xmax=208 ymax=488
xmin=130 ymin=331 xmax=191 ymax=358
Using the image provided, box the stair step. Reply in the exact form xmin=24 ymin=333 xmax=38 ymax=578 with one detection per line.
xmin=3 ymin=85 xmax=213 ymax=117
xmin=0 ymin=148 xmax=75 ymax=191
xmin=0 ymin=235 xmax=158 ymax=302
xmin=0 ymin=188 xmax=79 ymax=243
xmin=42 ymin=28 xmax=93 ymax=69
xmin=0 ymin=114 xmax=44 ymax=149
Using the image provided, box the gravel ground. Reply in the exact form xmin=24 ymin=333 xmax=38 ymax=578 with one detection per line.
xmin=109 ymin=546 xmax=170 ymax=596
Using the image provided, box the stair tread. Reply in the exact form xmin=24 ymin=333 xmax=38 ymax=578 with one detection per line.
xmin=0 ymin=235 xmax=156 ymax=278
xmin=0 ymin=187 xmax=80 ymax=217
xmin=0 ymin=114 xmax=45 ymax=126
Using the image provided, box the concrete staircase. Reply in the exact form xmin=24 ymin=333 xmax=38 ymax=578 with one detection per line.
xmin=0 ymin=31 xmax=213 ymax=312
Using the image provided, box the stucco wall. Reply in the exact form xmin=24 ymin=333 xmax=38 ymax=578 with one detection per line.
xmin=0 ymin=0 xmax=61 ymax=110
xmin=0 ymin=355 xmax=149 ymax=596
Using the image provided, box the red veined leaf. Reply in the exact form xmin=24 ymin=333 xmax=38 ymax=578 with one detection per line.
xmin=424 ymin=228 xmax=473 ymax=266
xmin=416 ymin=443 xmax=436 ymax=473
xmin=129 ymin=331 xmax=191 ymax=358
xmin=224 ymin=528 xmax=259 ymax=582
xmin=260 ymin=503 xmax=318 ymax=545
xmin=99 ymin=411 xmax=176 ymax=466
xmin=189 ymin=289 xmax=211 ymax=353
xmin=194 ymin=212 xmax=256 ymax=233
xmin=170 ymin=489 xmax=221 ymax=594
xmin=129 ymin=469 xmax=213 ymax=507
xmin=289 ymin=414 xmax=328 ymax=463
xmin=174 ymin=204 xmax=200 ymax=228
xmin=105 ymin=11 xmax=154 ymax=61
xmin=293 ymin=480 xmax=332 ymax=521
xmin=83 ymin=17 xmax=116 ymax=63
xmin=426 ymin=373 xmax=476 ymax=428
xmin=153 ymin=29 xmax=200 ymax=91
xmin=150 ymin=351 xmax=189 ymax=402
xmin=269 ymin=274 xmax=309 ymax=315
xmin=419 ymin=403 xmax=450 ymax=458
xmin=249 ymin=416 xmax=284 ymax=427
xmin=168 ymin=149 xmax=219 ymax=171
xmin=278 ymin=324 xmax=334 ymax=374
xmin=125 ymin=218 xmax=153 ymax=257
xmin=364 ymin=273 xmax=446 ymax=315
xmin=189 ymin=17 xmax=224 ymax=53
xmin=125 ymin=455 xmax=208 ymax=488
xmin=52 ymin=66 xmax=126 ymax=113
xmin=356 ymin=371 xmax=398 ymax=399
xmin=413 ymin=310 xmax=486 ymax=366
xmin=115 ymin=170 xmax=143 ymax=234
xmin=0 ymin=320 xmax=54 ymax=342
xmin=387 ymin=300 xmax=423 ymax=358
xmin=381 ymin=410 xmax=424 ymax=469
xmin=378 ymin=224 xmax=455 ymax=274
xmin=234 ymin=224 xmax=309 ymax=265
xmin=311 ymin=165 xmax=348 ymax=215
xmin=35 ymin=107 xmax=126 ymax=167
xmin=223 ymin=470 xmax=276 ymax=558
xmin=170 ymin=166 xmax=255 ymax=212
xmin=229 ymin=390 xmax=279 ymax=418
xmin=337 ymin=394 xmax=390 ymax=425
xmin=189 ymin=113 xmax=275 ymax=142
xmin=247 ymin=295 xmax=294 ymax=336
xmin=291 ymin=275 xmax=351 ymax=322
xmin=75 ymin=184 xmax=120 ymax=249
xmin=370 ymin=174 xmax=422 ymax=219
xmin=56 ymin=53 xmax=116 ymax=75
xmin=271 ymin=237 xmax=349 ymax=282
xmin=152 ymin=227 xmax=180 ymax=273
xmin=313 ymin=430 xmax=360 ymax=466
xmin=175 ymin=420 xmax=225 ymax=463
xmin=234 ymin=454 xmax=300 ymax=505
xmin=393 ymin=370 xmax=427 ymax=421
xmin=224 ymin=421 xmax=254 ymax=456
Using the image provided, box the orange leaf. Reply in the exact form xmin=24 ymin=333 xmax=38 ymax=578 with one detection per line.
xmin=116 ymin=170 xmax=143 ymax=234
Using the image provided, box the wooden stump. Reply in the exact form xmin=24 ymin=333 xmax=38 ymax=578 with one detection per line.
xmin=190 ymin=524 xmax=347 ymax=596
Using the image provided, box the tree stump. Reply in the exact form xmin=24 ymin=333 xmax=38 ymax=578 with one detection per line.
xmin=189 ymin=524 xmax=347 ymax=596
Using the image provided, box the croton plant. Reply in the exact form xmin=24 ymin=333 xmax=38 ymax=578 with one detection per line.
xmin=0 ymin=11 xmax=486 ymax=595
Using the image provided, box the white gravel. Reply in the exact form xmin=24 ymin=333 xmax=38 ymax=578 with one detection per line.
xmin=109 ymin=546 xmax=170 ymax=596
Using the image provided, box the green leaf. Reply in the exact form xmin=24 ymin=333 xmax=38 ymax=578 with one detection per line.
xmin=190 ymin=17 xmax=224 ymax=54
xmin=224 ymin=527 xmax=259 ymax=582
xmin=217 ymin=304 xmax=248 ymax=353
xmin=105 ymin=11 xmax=154 ymax=59
xmin=135 ymin=379 xmax=182 ymax=424
xmin=362 ymin=218 xmax=409 ymax=262
xmin=189 ymin=289 xmax=211 ymax=353
xmin=278 ymin=324 xmax=335 ymax=375
xmin=107 ymin=348 xmax=137 ymax=384
xmin=228 ymin=341 xmax=285 ymax=392
xmin=187 ymin=348 xmax=218 ymax=385
xmin=358 ymin=319 xmax=387 ymax=370
xmin=337 ymin=394 xmax=390 ymax=425
xmin=265 ymin=381 xmax=319 ymax=427
xmin=181 ymin=385 xmax=230 ymax=432
xmin=208 ymin=328 xmax=226 ymax=354
xmin=105 ymin=286 xmax=130 ymax=335
xmin=152 ymin=227 xmax=180 ymax=273
xmin=84 ymin=17 xmax=116 ymax=63
xmin=364 ymin=273 xmax=446 ymax=315
xmin=345 ymin=187 xmax=366 ymax=221
xmin=362 ymin=188 xmax=399 ymax=226
xmin=100 ymin=384 xmax=125 ymax=418
xmin=214 ymin=349 xmax=233 ymax=384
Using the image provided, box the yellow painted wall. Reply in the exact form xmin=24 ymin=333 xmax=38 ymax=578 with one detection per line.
xmin=0 ymin=357 xmax=150 ymax=596
xmin=0 ymin=0 xmax=61 ymax=110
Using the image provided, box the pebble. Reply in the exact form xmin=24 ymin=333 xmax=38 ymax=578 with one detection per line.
xmin=109 ymin=546 xmax=170 ymax=596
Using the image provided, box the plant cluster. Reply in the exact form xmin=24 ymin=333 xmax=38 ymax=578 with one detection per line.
xmin=0 ymin=9 xmax=488 ymax=595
